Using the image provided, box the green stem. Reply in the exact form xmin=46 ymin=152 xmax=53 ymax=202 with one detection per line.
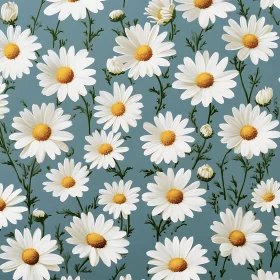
xmin=238 ymin=61 xmax=250 ymax=103
xmin=86 ymin=9 xmax=92 ymax=51
xmin=155 ymin=75 xmax=164 ymax=115
xmin=120 ymin=214 xmax=123 ymax=230
xmin=120 ymin=20 xmax=126 ymax=36
xmin=169 ymin=21 xmax=175 ymax=41
xmin=195 ymin=29 xmax=204 ymax=52
xmin=207 ymin=103 xmax=212 ymax=123
xmin=156 ymin=219 xmax=163 ymax=241
xmin=235 ymin=167 xmax=249 ymax=206
xmin=31 ymin=0 xmax=45 ymax=35
xmin=115 ymin=161 xmax=124 ymax=179
xmin=81 ymin=95 xmax=91 ymax=135
xmin=273 ymin=206 xmax=277 ymax=217
xmin=192 ymin=139 xmax=206 ymax=170
xmin=220 ymin=149 xmax=232 ymax=200
xmin=41 ymin=222 xmax=45 ymax=236
xmin=127 ymin=215 xmax=131 ymax=236
xmin=270 ymin=242 xmax=279 ymax=267
xmin=52 ymin=20 xmax=60 ymax=48
xmin=123 ymin=0 xmax=126 ymax=8
xmin=76 ymin=197 xmax=83 ymax=212
xmin=76 ymin=258 xmax=89 ymax=275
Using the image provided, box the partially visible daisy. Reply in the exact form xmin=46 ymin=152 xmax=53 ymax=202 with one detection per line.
xmin=120 ymin=275 xmax=132 ymax=280
xmin=94 ymin=82 xmax=143 ymax=133
xmin=113 ymin=23 xmax=176 ymax=80
xmin=0 ymin=228 xmax=64 ymax=279
xmin=175 ymin=0 xmax=235 ymax=29
xmin=99 ymin=180 xmax=140 ymax=219
xmin=222 ymin=15 xmax=279 ymax=65
xmin=37 ymin=46 xmax=96 ymax=102
xmin=260 ymin=0 xmax=280 ymax=9
xmin=218 ymin=104 xmax=280 ymax=159
xmin=61 ymin=277 xmax=80 ymax=280
xmin=43 ymin=158 xmax=89 ymax=202
xmin=272 ymin=216 xmax=280 ymax=241
xmin=9 ymin=103 xmax=74 ymax=163
xmin=211 ymin=207 xmax=267 ymax=265
xmin=84 ymin=130 xmax=129 ymax=169
xmin=0 ymin=76 xmax=9 ymax=119
xmin=173 ymin=51 xmax=238 ymax=107
xmin=140 ymin=111 xmax=195 ymax=164
xmin=0 ymin=25 xmax=41 ymax=80
xmin=65 ymin=213 xmax=129 ymax=267
xmin=147 ymin=236 xmax=209 ymax=279
xmin=252 ymin=269 xmax=280 ymax=280
xmin=252 ymin=179 xmax=280 ymax=213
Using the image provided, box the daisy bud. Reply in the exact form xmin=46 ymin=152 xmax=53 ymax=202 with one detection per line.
xmin=197 ymin=164 xmax=215 ymax=182
xmin=33 ymin=208 xmax=45 ymax=218
xmin=120 ymin=275 xmax=132 ymax=280
xmin=255 ymin=87 xmax=273 ymax=107
xmin=106 ymin=57 xmax=124 ymax=75
xmin=109 ymin=10 xmax=125 ymax=22
xmin=200 ymin=124 xmax=213 ymax=139
xmin=1 ymin=2 xmax=18 ymax=23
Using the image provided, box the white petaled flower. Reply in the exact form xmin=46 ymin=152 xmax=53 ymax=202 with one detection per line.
xmin=197 ymin=164 xmax=215 ymax=182
xmin=252 ymin=269 xmax=280 ymax=280
xmin=107 ymin=57 xmax=124 ymax=75
xmin=120 ymin=275 xmax=132 ymax=280
xmin=142 ymin=168 xmax=206 ymax=223
xmin=255 ymin=87 xmax=273 ymax=106
xmin=109 ymin=10 xmax=125 ymax=21
xmin=1 ymin=2 xmax=18 ymax=23
xmin=33 ymin=209 xmax=45 ymax=218
xmin=43 ymin=158 xmax=89 ymax=202
xmin=260 ymin=0 xmax=280 ymax=9
xmin=0 ymin=76 xmax=9 ymax=119
xmin=252 ymin=179 xmax=280 ymax=213
xmin=218 ymin=104 xmax=280 ymax=159
xmin=147 ymin=236 xmax=209 ymax=279
xmin=211 ymin=207 xmax=267 ymax=265
xmin=113 ymin=22 xmax=176 ymax=80
xmin=175 ymin=0 xmax=235 ymax=29
xmin=9 ymin=103 xmax=74 ymax=163
xmin=84 ymin=130 xmax=129 ymax=169
xmin=94 ymin=82 xmax=143 ymax=133
xmin=200 ymin=124 xmax=213 ymax=138
xmin=0 ymin=228 xmax=64 ymax=279
xmin=0 ymin=25 xmax=41 ymax=80
xmin=222 ymin=15 xmax=279 ymax=65
xmin=65 ymin=213 xmax=129 ymax=267
xmin=37 ymin=46 xmax=96 ymax=102
xmin=272 ymin=216 xmax=280 ymax=241
xmin=140 ymin=111 xmax=195 ymax=164
xmin=99 ymin=180 xmax=140 ymax=219
xmin=173 ymin=51 xmax=238 ymax=107
xmin=61 ymin=277 xmax=80 ymax=280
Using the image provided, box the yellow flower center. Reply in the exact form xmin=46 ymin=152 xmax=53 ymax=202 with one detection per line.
xmin=68 ymin=0 xmax=79 ymax=2
xmin=168 ymin=258 xmax=188 ymax=272
xmin=56 ymin=66 xmax=74 ymax=84
xmin=195 ymin=72 xmax=214 ymax=88
xmin=263 ymin=193 xmax=275 ymax=202
xmin=4 ymin=43 xmax=20 ymax=59
xmin=166 ymin=189 xmax=184 ymax=204
xmin=22 ymin=249 xmax=40 ymax=265
xmin=111 ymin=102 xmax=126 ymax=117
xmin=32 ymin=124 xmax=52 ymax=141
xmin=98 ymin=143 xmax=113 ymax=155
xmin=113 ymin=193 xmax=127 ymax=204
xmin=240 ymin=125 xmax=258 ymax=140
xmin=0 ymin=198 xmax=6 ymax=211
xmin=229 ymin=230 xmax=246 ymax=246
xmin=157 ymin=9 xmax=162 ymax=19
xmin=194 ymin=0 xmax=213 ymax=9
xmin=135 ymin=45 xmax=153 ymax=61
xmin=61 ymin=176 xmax=76 ymax=189
xmin=242 ymin=34 xmax=259 ymax=49
xmin=86 ymin=233 xmax=107 ymax=248
xmin=160 ymin=130 xmax=176 ymax=146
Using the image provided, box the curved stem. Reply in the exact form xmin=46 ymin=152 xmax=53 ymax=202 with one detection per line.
xmin=76 ymin=258 xmax=89 ymax=275
xmin=220 ymin=149 xmax=232 ymax=200
xmin=238 ymin=61 xmax=250 ymax=103
xmin=192 ymin=138 xmax=206 ymax=170
xmin=81 ymin=95 xmax=92 ymax=135
xmin=52 ymin=20 xmax=60 ymax=48
xmin=76 ymin=197 xmax=83 ymax=212
xmin=155 ymin=75 xmax=164 ymax=115
xmin=120 ymin=20 xmax=126 ymax=36
xmin=236 ymin=166 xmax=249 ymax=206
xmin=156 ymin=219 xmax=163 ymax=241
xmin=169 ymin=21 xmax=175 ymax=41
xmin=115 ymin=161 xmax=124 ymax=179
xmin=31 ymin=0 xmax=45 ymax=35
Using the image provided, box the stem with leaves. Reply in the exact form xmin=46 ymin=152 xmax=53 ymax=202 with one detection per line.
xmin=270 ymin=242 xmax=280 ymax=267
xmin=28 ymin=0 xmax=46 ymax=35
xmin=145 ymin=215 xmax=171 ymax=241
xmin=110 ymin=264 xmax=126 ymax=280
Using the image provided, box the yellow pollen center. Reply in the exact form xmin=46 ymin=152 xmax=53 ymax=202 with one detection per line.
xmin=86 ymin=233 xmax=107 ymax=248
xmin=158 ymin=9 xmax=162 ymax=19
xmin=194 ymin=0 xmax=213 ymax=9
xmin=32 ymin=124 xmax=52 ymax=141
xmin=0 ymin=198 xmax=6 ymax=211
xmin=263 ymin=193 xmax=275 ymax=202
xmin=229 ymin=230 xmax=246 ymax=246
xmin=168 ymin=258 xmax=188 ymax=272
xmin=56 ymin=66 xmax=74 ymax=84
xmin=4 ymin=43 xmax=20 ymax=59
xmin=242 ymin=34 xmax=259 ymax=49
xmin=113 ymin=193 xmax=127 ymax=204
xmin=240 ymin=125 xmax=258 ymax=140
xmin=195 ymin=72 xmax=214 ymax=88
xmin=61 ymin=176 xmax=76 ymax=189
xmin=135 ymin=45 xmax=153 ymax=61
xmin=98 ymin=143 xmax=113 ymax=155
xmin=22 ymin=249 xmax=40 ymax=265
xmin=111 ymin=102 xmax=126 ymax=117
xmin=166 ymin=189 xmax=184 ymax=204
xmin=160 ymin=130 xmax=176 ymax=146
xmin=68 ymin=0 xmax=79 ymax=2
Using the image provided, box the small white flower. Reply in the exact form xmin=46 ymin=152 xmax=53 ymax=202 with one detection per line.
xmin=200 ymin=124 xmax=213 ymax=138
xmin=255 ymin=87 xmax=273 ymax=106
xmin=1 ymin=2 xmax=18 ymax=23
xmin=107 ymin=57 xmax=124 ymax=75
xmin=252 ymin=269 xmax=280 ymax=280
xmin=109 ymin=10 xmax=125 ymax=21
xmin=272 ymin=216 xmax=280 ymax=241
xmin=33 ymin=209 xmax=45 ymax=218
xmin=197 ymin=164 xmax=214 ymax=182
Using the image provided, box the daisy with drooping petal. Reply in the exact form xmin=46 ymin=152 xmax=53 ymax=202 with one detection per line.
xmin=211 ymin=207 xmax=267 ymax=265
xmin=94 ymin=82 xmax=143 ymax=133
xmin=173 ymin=51 xmax=238 ymax=107
xmin=140 ymin=111 xmax=195 ymax=164
xmin=65 ymin=213 xmax=129 ymax=267
xmin=218 ymin=104 xmax=280 ymax=159
xmin=272 ymin=216 xmax=280 ymax=241
xmin=61 ymin=277 xmax=80 ymax=280
xmin=252 ymin=269 xmax=280 ymax=280
xmin=222 ymin=15 xmax=279 ymax=65
xmin=0 ymin=76 xmax=9 ymax=119
xmin=9 ymin=103 xmax=74 ymax=163
xmin=147 ymin=236 xmax=209 ymax=280
xmin=0 ymin=228 xmax=64 ymax=279
xmin=43 ymin=158 xmax=89 ymax=202
xmin=37 ymin=46 xmax=96 ymax=102
xmin=113 ymin=23 xmax=176 ymax=80
xmin=260 ymin=0 xmax=280 ymax=9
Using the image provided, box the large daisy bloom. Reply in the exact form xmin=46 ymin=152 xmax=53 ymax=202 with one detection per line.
xmin=218 ymin=104 xmax=280 ymax=159
xmin=0 ymin=228 xmax=64 ymax=279
xmin=0 ymin=76 xmax=9 ymax=119
xmin=44 ymin=0 xmax=105 ymax=21
xmin=147 ymin=236 xmax=209 ymax=280
xmin=61 ymin=277 xmax=80 ymax=280
xmin=175 ymin=0 xmax=236 ymax=29
xmin=84 ymin=130 xmax=129 ymax=170
xmin=37 ymin=46 xmax=96 ymax=102
xmin=0 ymin=25 xmax=41 ymax=80
xmin=211 ymin=207 xmax=267 ymax=265
xmin=140 ymin=111 xmax=195 ymax=164
xmin=94 ymin=82 xmax=143 ymax=133
xmin=272 ymin=216 xmax=280 ymax=241
xmin=252 ymin=179 xmax=280 ymax=213
xmin=252 ymin=269 xmax=280 ymax=280
xmin=65 ymin=213 xmax=129 ymax=267
xmin=9 ymin=103 xmax=74 ymax=163
xmin=99 ymin=180 xmax=140 ymax=219
xmin=222 ymin=15 xmax=279 ymax=65
xmin=173 ymin=51 xmax=238 ymax=107
xmin=43 ymin=158 xmax=89 ymax=202
xmin=260 ymin=0 xmax=280 ymax=9
xmin=113 ymin=23 xmax=176 ymax=80
xmin=142 ymin=168 xmax=206 ymax=223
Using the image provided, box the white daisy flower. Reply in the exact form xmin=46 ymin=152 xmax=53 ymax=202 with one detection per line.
xmin=61 ymin=277 xmax=80 ymax=280
xmin=147 ymin=236 xmax=209 ymax=279
xmin=252 ymin=179 xmax=280 ymax=213
xmin=211 ymin=207 xmax=267 ymax=265
xmin=65 ymin=213 xmax=129 ymax=267
xmin=260 ymin=0 xmax=280 ymax=9
xmin=222 ymin=15 xmax=279 ymax=65
xmin=218 ymin=104 xmax=280 ymax=159
xmin=0 ymin=76 xmax=9 ymax=119
xmin=94 ymin=82 xmax=143 ymax=133
xmin=120 ymin=275 xmax=132 ymax=280
xmin=140 ymin=111 xmax=195 ymax=164
xmin=84 ymin=130 xmax=129 ymax=169
xmin=175 ymin=0 xmax=236 ymax=29
xmin=272 ymin=216 xmax=280 ymax=241
xmin=99 ymin=180 xmax=140 ymax=219
xmin=43 ymin=158 xmax=89 ymax=202
xmin=37 ymin=46 xmax=96 ymax=102
xmin=0 ymin=228 xmax=64 ymax=279
xmin=0 ymin=25 xmax=41 ymax=80
xmin=173 ymin=51 xmax=238 ymax=107
xmin=252 ymin=269 xmax=280 ymax=280
xmin=113 ymin=22 xmax=176 ymax=80
xmin=9 ymin=103 xmax=74 ymax=163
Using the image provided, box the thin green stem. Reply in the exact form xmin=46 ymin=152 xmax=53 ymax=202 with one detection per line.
xmin=155 ymin=75 xmax=164 ymax=115
xmin=169 ymin=21 xmax=175 ymax=41
xmin=123 ymin=0 xmax=126 ymax=8
xmin=86 ymin=9 xmax=92 ymax=51
xmin=236 ymin=166 xmax=249 ymax=206
xmin=120 ymin=20 xmax=126 ymax=36
xmin=115 ymin=161 xmax=124 ymax=179
xmin=273 ymin=206 xmax=277 ymax=217
xmin=76 ymin=197 xmax=83 ymax=212
xmin=207 ymin=104 xmax=212 ymax=123
xmin=120 ymin=214 xmax=123 ymax=230
xmin=76 ymin=258 xmax=89 ymax=275
xmin=127 ymin=215 xmax=131 ymax=236
xmin=52 ymin=20 xmax=60 ymax=48
xmin=81 ymin=95 xmax=91 ymax=135
xmin=238 ymin=61 xmax=250 ymax=103
xmin=270 ymin=242 xmax=279 ymax=267
xmin=31 ymin=0 xmax=45 ymax=35
xmin=41 ymin=222 xmax=45 ymax=236
xmin=220 ymin=149 xmax=232 ymax=200
xmin=156 ymin=219 xmax=163 ymax=241
xmin=192 ymin=139 xmax=206 ymax=170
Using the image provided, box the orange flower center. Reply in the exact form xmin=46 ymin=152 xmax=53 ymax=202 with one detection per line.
xmin=195 ymin=72 xmax=214 ymax=88
xmin=168 ymin=258 xmax=188 ymax=272
xmin=22 ymin=249 xmax=40 ymax=265
xmin=229 ymin=230 xmax=246 ymax=246
xmin=242 ymin=34 xmax=259 ymax=49
xmin=113 ymin=193 xmax=127 ymax=204
xmin=32 ymin=124 xmax=52 ymax=141
xmin=194 ymin=0 xmax=213 ymax=9
xmin=240 ymin=125 xmax=258 ymax=140
xmin=0 ymin=198 xmax=6 ymax=211
xmin=160 ymin=130 xmax=176 ymax=146
xmin=86 ymin=233 xmax=107 ymax=248
xmin=98 ymin=143 xmax=113 ymax=155
xmin=4 ymin=43 xmax=20 ymax=59
xmin=263 ymin=193 xmax=275 ymax=202
xmin=135 ymin=45 xmax=153 ymax=61
xmin=111 ymin=102 xmax=126 ymax=116
xmin=61 ymin=176 xmax=76 ymax=189
xmin=166 ymin=189 xmax=184 ymax=204
xmin=56 ymin=66 xmax=74 ymax=84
